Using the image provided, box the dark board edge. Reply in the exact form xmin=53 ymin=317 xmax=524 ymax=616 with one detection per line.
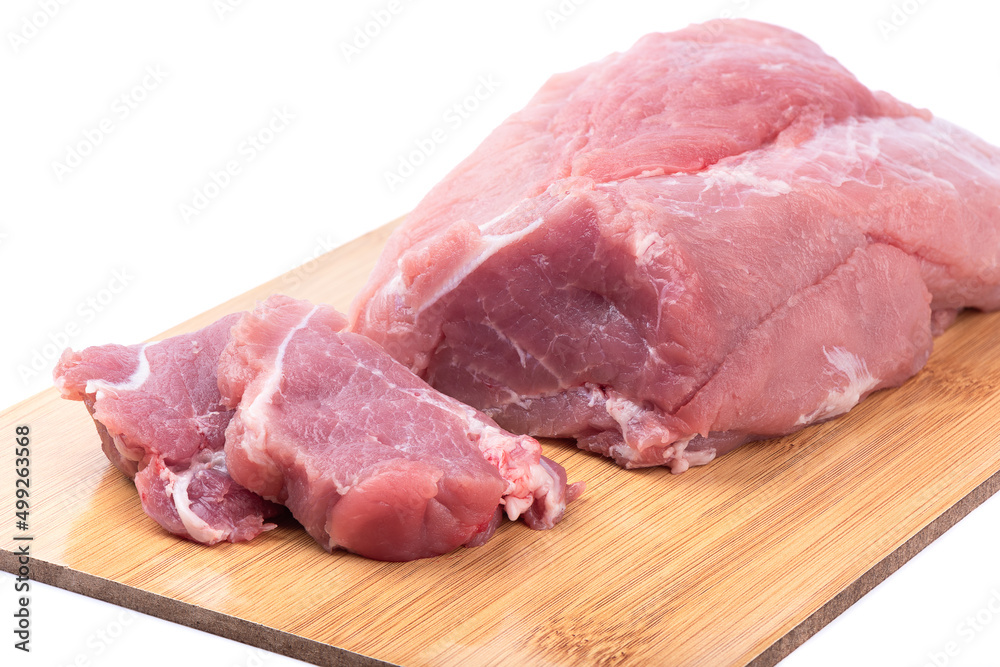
xmin=746 ymin=466 xmax=1000 ymax=667
xmin=0 ymin=555 xmax=399 ymax=667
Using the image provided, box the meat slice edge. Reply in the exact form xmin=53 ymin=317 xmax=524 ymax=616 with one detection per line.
xmin=218 ymin=295 xmax=581 ymax=561
xmin=53 ymin=313 xmax=282 ymax=545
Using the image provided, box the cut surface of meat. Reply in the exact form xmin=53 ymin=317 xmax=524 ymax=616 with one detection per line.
xmin=54 ymin=314 xmax=281 ymax=544
xmin=218 ymin=295 xmax=581 ymax=561
xmin=350 ymin=19 xmax=1000 ymax=471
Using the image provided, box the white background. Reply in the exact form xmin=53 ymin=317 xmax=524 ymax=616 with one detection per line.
xmin=2 ymin=1 xmax=1000 ymax=665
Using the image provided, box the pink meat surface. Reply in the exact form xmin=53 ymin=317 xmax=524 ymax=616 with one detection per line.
xmin=54 ymin=314 xmax=282 ymax=544
xmin=350 ymin=20 xmax=1000 ymax=471
xmin=218 ymin=295 xmax=581 ymax=561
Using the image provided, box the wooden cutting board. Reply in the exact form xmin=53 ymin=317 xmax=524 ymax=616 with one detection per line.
xmin=3 ymin=220 xmax=1000 ymax=667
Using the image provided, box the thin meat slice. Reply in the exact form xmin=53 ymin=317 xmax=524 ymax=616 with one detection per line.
xmin=54 ymin=314 xmax=282 ymax=544
xmin=218 ymin=295 xmax=581 ymax=561
xmin=349 ymin=20 xmax=1000 ymax=471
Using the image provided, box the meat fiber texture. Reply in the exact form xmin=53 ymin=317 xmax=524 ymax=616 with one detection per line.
xmin=351 ymin=19 xmax=1000 ymax=471
xmin=53 ymin=314 xmax=282 ymax=544
xmin=218 ymin=295 xmax=581 ymax=562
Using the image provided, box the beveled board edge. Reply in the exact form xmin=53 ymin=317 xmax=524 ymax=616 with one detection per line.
xmin=5 ymin=215 xmax=999 ymax=666
xmin=746 ymin=466 xmax=1000 ymax=666
xmin=0 ymin=555 xmax=397 ymax=667
xmin=5 ymin=458 xmax=998 ymax=666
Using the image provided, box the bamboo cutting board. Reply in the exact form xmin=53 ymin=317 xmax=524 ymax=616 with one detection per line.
xmin=3 ymin=220 xmax=1000 ymax=667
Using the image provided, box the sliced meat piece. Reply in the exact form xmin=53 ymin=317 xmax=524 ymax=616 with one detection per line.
xmin=218 ymin=295 xmax=581 ymax=561
xmin=54 ymin=314 xmax=281 ymax=544
xmin=349 ymin=19 xmax=1000 ymax=471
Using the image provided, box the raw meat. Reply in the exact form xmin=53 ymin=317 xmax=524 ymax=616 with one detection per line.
xmin=218 ymin=295 xmax=580 ymax=561
xmin=350 ymin=20 xmax=1000 ymax=471
xmin=54 ymin=314 xmax=282 ymax=544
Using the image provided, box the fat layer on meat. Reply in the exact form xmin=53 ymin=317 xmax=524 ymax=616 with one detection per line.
xmin=350 ymin=20 xmax=1000 ymax=470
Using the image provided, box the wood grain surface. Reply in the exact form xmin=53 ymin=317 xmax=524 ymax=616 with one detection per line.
xmin=3 ymin=220 xmax=1000 ymax=667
